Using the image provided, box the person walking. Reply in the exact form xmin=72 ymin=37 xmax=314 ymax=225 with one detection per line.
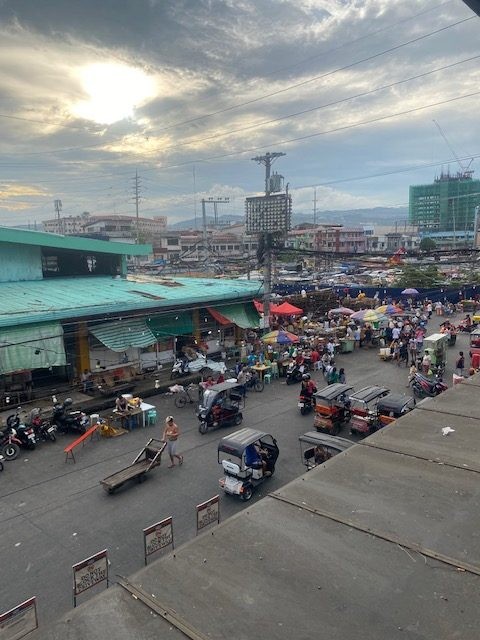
xmin=456 ymin=351 xmax=465 ymax=376
xmin=162 ymin=416 xmax=183 ymax=468
xmin=338 ymin=367 xmax=346 ymax=384
xmin=408 ymin=336 xmax=417 ymax=366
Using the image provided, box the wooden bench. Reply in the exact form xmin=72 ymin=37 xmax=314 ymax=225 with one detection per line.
xmin=64 ymin=424 xmax=100 ymax=463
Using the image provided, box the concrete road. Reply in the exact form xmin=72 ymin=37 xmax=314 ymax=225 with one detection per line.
xmin=0 ymin=314 xmax=468 ymax=621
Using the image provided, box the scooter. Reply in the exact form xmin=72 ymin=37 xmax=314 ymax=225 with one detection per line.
xmin=410 ymin=372 xmax=448 ymax=398
xmin=6 ymin=409 xmax=37 ymax=450
xmin=286 ymin=362 xmax=304 ymax=385
xmin=52 ymin=400 xmax=88 ymax=434
xmin=0 ymin=453 xmax=4 ymax=471
xmin=298 ymin=393 xmax=315 ymax=415
xmin=170 ymin=358 xmax=190 ymax=379
xmin=29 ymin=409 xmax=57 ymax=443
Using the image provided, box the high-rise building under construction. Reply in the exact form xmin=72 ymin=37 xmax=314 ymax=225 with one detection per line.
xmin=409 ymin=171 xmax=480 ymax=244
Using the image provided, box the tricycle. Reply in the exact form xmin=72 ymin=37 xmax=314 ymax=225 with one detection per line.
xmin=349 ymin=385 xmax=390 ymax=437
xmin=299 ymin=431 xmax=353 ymax=471
xmin=469 ymin=327 xmax=480 ymax=365
xmin=197 ymin=381 xmax=244 ymax=434
xmin=376 ymin=393 xmax=416 ymax=427
xmin=423 ymin=332 xmax=448 ymax=375
xmin=218 ymin=428 xmax=279 ymax=501
xmin=313 ymin=383 xmax=354 ymax=436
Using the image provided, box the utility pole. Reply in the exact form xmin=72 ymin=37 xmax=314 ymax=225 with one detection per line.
xmin=251 ymin=152 xmax=286 ymax=331
xmin=313 ymin=187 xmax=317 ymax=226
xmin=201 ymin=198 xmax=208 ymax=262
xmin=54 ymin=199 xmax=62 ymax=234
xmin=193 ymin=166 xmax=197 ymax=230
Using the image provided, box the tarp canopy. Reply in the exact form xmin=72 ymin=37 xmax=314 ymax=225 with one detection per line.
xmin=273 ymin=302 xmax=303 ymax=316
xmin=207 ymin=307 xmax=231 ymax=326
xmin=0 ymin=321 xmax=67 ymax=374
xmin=147 ymin=312 xmax=193 ymax=339
xmin=210 ymin=302 xmax=260 ymax=329
xmin=90 ymin=318 xmax=157 ymax=352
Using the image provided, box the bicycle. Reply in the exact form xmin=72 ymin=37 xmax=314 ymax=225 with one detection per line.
xmin=174 ymin=383 xmax=199 ymax=408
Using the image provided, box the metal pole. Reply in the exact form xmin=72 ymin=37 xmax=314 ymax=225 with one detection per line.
xmin=201 ymin=199 xmax=208 ymax=261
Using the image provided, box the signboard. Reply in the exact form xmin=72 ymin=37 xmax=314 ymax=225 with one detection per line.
xmin=143 ymin=517 xmax=174 ymax=565
xmin=245 ymin=194 xmax=292 ymax=234
xmin=72 ymin=549 xmax=109 ymax=607
xmin=0 ymin=597 xmax=38 ymax=640
xmin=196 ymin=495 xmax=220 ymax=534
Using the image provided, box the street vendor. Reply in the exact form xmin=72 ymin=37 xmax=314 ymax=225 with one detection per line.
xmin=115 ymin=394 xmax=128 ymax=414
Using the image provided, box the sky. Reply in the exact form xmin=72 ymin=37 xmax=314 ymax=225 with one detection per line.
xmin=0 ymin=0 xmax=478 ymax=227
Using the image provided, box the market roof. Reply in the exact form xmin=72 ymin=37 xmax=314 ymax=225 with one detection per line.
xmin=0 ymin=275 xmax=263 ymax=327
xmin=31 ymin=376 xmax=480 ymax=639
xmin=0 ymin=226 xmax=151 ymax=256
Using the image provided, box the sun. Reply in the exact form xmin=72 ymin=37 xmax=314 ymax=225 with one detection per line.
xmin=72 ymin=63 xmax=156 ymax=124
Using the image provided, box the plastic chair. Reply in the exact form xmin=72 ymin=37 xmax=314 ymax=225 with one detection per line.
xmin=146 ymin=410 xmax=157 ymax=426
xmin=270 ymin=362 xmax=279 ymax=379
xmin=264 ymin=373 xmax=272 ymax=384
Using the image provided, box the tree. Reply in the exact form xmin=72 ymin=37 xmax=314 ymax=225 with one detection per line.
xmin=419 ymin=237 xmax=436 ymax=252
xmin=394 ymin=264 xmax=440 ymax=287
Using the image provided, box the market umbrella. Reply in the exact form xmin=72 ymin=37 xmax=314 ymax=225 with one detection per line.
xmin=350 ymin=309 xmax=388 ymax=324
xmin=375 ymin=304 xmax=403 ymax=315
xmin=273 ymin=301 xmax=303 ymax=316
xmin=328 ymin=307 xmax=355 ymax=317
xmin=401 ymin=288 xmax=419 ymax=295
xmin=261 ymin=330 xmax=300 ymax=345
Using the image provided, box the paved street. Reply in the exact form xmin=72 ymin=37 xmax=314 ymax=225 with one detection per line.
xmin=0 ymin=314 xmax=468 ymax=622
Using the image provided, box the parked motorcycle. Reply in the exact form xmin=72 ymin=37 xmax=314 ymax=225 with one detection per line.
xmin=29 ymin=409 xmax=57 ymax=443
xmin=410 ymin=372 xmax=448 ymax=398
xmin=6 ymin=409 xmax=36 ymax=449
xmin=170 ymin=358 xmax=190 ymax=379
xmin=52 ymin=399 xmax=88 ymax=434
xmin=286 ymin=362 xmax=304 ymax=385
xmin=0 ymin=429 xmax=21 ymax=461
xmin=0 ymin=452 xmax=4 ymax=471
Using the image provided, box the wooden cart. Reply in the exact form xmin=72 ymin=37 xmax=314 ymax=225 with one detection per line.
xmin=100 ymin=438 xmax=166 ymax=494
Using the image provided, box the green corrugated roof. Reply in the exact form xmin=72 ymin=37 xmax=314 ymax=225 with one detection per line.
xmin=0 ymin=276 xmax=263 ymax=328
xmin=0 ymin=227 xmax=151 ymax=255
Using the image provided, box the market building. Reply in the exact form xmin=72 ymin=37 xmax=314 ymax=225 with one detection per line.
xmin=0 ymin=228 xmax=261 ymax=406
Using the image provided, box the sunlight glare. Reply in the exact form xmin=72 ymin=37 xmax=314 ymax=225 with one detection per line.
xmin=72 ymin=63 xmax=156 ymax=124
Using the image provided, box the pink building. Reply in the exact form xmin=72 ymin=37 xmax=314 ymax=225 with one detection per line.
xmin=314 ymin=225 xmax=366 ymax=253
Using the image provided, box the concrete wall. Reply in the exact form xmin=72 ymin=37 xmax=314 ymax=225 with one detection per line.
xmin=0 ymin=243 xmax=42 ymax=281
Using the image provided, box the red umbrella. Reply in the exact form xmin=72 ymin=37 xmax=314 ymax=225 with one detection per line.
xmin=273 ymin=302 xmax=303 ymax=316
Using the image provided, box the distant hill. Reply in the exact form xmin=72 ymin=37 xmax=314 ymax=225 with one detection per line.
xmin=168 ymin=207 xmax=409 ymax=230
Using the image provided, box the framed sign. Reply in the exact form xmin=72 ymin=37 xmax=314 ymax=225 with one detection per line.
xmin=72 ymin=549 xmax=109 ymax=607
xmin=0 ymin=597 xmax=38 ymax=640
xmin=143 ymin=517 xmax=174 ymax=565
xmin=196 ymin=495 xmax=220 ymax=534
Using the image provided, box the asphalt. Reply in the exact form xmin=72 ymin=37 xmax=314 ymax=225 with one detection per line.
xmin=0 ymin=313 xmax=469 ymax=625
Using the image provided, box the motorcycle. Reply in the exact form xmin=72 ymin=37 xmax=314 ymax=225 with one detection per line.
xmin=6 ymin=409 xmax=37 ymax=450
xmin=52 ymin=399 xmax=89 ymax=434
xmin=170 ymin=358 xmax=190 ymax=379
xmin=298 ymin=393 xmax=315 ymax=415
xmin=410 ymin=372 xmax=448 ymax=398
xmin=0 ymin=429 xmax=21 ymax=461
xmin=286 ymin=362 xmax=304 ymax=385
xmin=0 ymin=453 xmax=4 ymax=471
xmin=29 ymin=409 xmax=57 ymax=443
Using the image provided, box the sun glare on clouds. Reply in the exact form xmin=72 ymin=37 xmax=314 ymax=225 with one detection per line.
xmin=72 ymin=63 xmax=156 ymax=124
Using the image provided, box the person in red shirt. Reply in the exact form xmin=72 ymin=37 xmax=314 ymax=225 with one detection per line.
xmin=310 ymin=348 xmax=320 ymax=371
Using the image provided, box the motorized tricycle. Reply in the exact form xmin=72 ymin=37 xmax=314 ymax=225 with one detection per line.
xmin=218 ymin=427 xmax=279 ymax=501
xmin=376 ymin=393 xmax=416 ymax=427
xmin=299 ymin=431 xmax=353 ymax=471
xmin=197 ymin=381 xmax=244 ymax=434
xmin=348 ymin=385 xmax=390 ymax=437
xmin=469 ymin=327 xmax=480 ymax=366
xmin=423 ymin=333 xmax=448 ymax=376
xmin=313 ymin=383 xmax=354 ymax=436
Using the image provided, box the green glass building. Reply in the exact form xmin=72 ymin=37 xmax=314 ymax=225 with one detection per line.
xmin=409 ymin=172 xmax=480 ymax=244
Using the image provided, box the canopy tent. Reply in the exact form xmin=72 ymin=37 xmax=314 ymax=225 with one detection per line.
xmin=208 ymin=302 xmax=260 ymax=329
xmin=90 ymin=318 xmax=157 ymax=352
xmin=147 ymin=312 xmax=193 ymax=339
xmin=0 ymin=321 xmax=67 ymax=374
xmin=273 ymin=302 xmax=303 ymax=316
xmin=261 ymin=330 xmax=299 ymax=345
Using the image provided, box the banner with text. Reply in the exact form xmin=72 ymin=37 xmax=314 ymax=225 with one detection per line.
xmin=196 ymin=495 xmax=220 ymax=534
xmin=143 ymin=517 xmax=174 ymax=565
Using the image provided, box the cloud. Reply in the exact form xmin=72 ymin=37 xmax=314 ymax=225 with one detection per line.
xmin=0 ymin=0 xmax=478 ymax=226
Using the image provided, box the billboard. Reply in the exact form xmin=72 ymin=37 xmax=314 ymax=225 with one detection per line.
xmin=245 ymin=194 xmax=292 ymax=234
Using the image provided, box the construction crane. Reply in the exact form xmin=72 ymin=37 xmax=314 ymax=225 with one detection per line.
xmin=388 ymin=246 xmax=406 ymax=266
xmin=433 ymin=120 xmax=474 ymax=179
